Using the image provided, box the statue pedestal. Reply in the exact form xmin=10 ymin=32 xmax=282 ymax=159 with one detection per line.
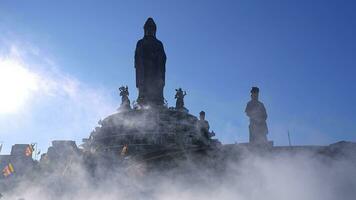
xmin=84 ymin=107 xmax=218 ymax=157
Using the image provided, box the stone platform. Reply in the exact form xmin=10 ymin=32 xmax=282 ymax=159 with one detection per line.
xmin=83 ymin=107 xmax=217 ymax=157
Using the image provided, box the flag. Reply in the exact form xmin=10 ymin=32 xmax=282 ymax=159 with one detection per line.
xmin=2 ymin=163 xmax=14 ymax=177
xmin=25 ymin=144 xmax=34 ymax=157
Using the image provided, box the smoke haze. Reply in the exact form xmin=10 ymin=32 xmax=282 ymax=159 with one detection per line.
xmin=3 ymin=148 xmax=356 ymax=200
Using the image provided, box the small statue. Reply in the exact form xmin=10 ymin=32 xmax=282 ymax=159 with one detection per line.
xmin=197 ymin=111 xmax=210 ymax=140
xmin=119 ymin=86 xmax=131 ymax=110
xmin=120 ymin=144 xmax=128 ymax=156
xmin=175 ymin=88 xmax=187 ymax=110
xmin=245 ymin=87 xmax=268 ymax=144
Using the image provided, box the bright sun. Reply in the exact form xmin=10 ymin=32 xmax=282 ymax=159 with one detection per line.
xmin=0 ymin=58 xmax=39 ymax=114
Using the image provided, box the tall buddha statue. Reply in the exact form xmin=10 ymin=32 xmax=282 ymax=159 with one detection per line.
xmin=135 ymin=17 xmax=166 ymax=106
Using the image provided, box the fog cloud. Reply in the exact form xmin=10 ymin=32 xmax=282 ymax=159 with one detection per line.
xmin=3 ymin=147 xmax=356 ymax=200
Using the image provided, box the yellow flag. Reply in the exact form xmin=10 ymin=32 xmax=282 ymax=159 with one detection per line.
xmin=2 ymin=163 xmax=15 ymax=177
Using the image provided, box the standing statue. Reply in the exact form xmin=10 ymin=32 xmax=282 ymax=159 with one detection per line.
xmin=175 ymin=88 xmax=187 ymax=110
xmin=119 ymin=86 xmax=131 ymax=110
xmin=245 ymin=87 xmax=268 ymax=144
xmin=197 ymin=111 xmax=215 ymax=145
xmin=135 ymin=17 xmax=166 ymax=106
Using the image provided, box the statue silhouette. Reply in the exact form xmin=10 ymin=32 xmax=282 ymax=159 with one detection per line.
xmin=245 ymin=87 xmax=268 ymax=144
xmin=135 ymin=17 xmax=166 ymax=106
xmin=119 ymin=86 xmax=131 ymax=110
xmin=175 ymin=88 xmax=187 ymax=110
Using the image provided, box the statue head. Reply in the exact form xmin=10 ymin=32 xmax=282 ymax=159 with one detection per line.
xmin=144 ymin=17 xmax=157 ymax=37
xmin=250 ymin=87 xmax=259 ymax=100
xmin=119 ymin=86 xmax=129 ymax=97
xmin=199 ymin=111 xmax=206 ymax=120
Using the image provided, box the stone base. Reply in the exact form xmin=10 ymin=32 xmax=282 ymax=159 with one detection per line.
xmin=84 ymin=107 xmax=217 ymax=156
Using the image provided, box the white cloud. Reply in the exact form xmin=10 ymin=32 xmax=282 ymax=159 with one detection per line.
xmin=0 ymin=42 xmax=117 ymax=153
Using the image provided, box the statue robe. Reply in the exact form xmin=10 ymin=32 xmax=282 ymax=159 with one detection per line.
xmin=245 ymin=100 xmax=268 ymax=144
xmin=135 ymin=35 xmax=166 ymax=105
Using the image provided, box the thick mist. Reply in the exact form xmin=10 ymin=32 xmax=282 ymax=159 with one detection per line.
xmin=4 ymin=148 xmax=356 ymax=200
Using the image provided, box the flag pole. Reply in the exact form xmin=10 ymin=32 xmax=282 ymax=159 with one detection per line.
xmin=0 ymin=141 xmax=3 ymax=154
xmin=287 ymin=130 xmax=292 ymax=147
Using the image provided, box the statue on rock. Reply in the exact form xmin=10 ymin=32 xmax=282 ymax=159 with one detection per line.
xmin=135 ymin=17 xmax=166 ymax=106
xmin=197 ymin=111 xmax=215 ymax=144
xmin=175 ymin=88 xmax=187 ymax=110
xmin=245 ymin=87 xmax=268 ymax=144
xmin=118 ymin=86 xmax=131 ymax=110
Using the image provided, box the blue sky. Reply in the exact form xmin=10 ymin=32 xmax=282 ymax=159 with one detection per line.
xmin=0 ymin=0 xmax=355 ymax=154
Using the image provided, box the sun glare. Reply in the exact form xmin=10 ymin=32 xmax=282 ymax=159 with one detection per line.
xmin=0 ymin=58 xmax=39 ymax=114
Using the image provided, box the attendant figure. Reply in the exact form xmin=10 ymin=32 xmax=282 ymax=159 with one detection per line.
xmin=175 ymin=88 xmax=187 ymax=110
xmin=119 ymin=86 xmax=131 ymax=110
xmin=245 ymin=87 xmax=268 ymax=144
xmin=121 ymin=144 xmax=128 ymax=156
xmin=197 ymin=111 xmax=211 ymax=140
